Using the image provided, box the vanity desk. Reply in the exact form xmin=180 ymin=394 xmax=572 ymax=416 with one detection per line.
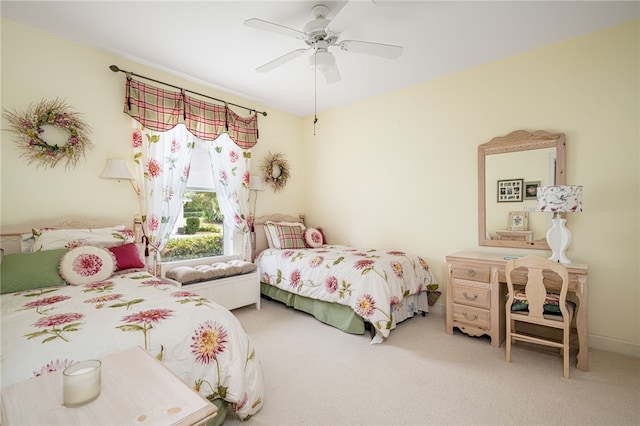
xmin=445 ymin=251 xmax=589 ymax=371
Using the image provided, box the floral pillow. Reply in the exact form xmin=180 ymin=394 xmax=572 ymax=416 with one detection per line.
xmin=59 ymin=246 xmax=116 ymax=285
xmin=303 ymin=228 xmax=324 ymax=248
xmin=32 ymin=225 xmax=133 ymax=252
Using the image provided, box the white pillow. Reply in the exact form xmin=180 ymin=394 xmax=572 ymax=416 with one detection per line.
xmin=32 ymin=225 xmax=131 ymax=252
xmin=59 ymin=246 xmax=116 ymax=285
xmin=264 ymin=221 xmax=305 ymax=249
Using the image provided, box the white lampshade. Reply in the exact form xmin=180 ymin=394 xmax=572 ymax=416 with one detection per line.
xmin=536 ymin=185 xmax=583 ymax=264
xmin=100 ymin=159 xmax=134 ymax=181
xmin=249 ymin=176 xmax=264 ymax=191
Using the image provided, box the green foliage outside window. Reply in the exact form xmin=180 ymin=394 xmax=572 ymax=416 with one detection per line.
xmin=161 ymin=191 xmax=224 ymax=261
xmin=185 ymin=217 xmax=200 ymax=234
xmin=161 ymin=234 xmax=223 ymax=261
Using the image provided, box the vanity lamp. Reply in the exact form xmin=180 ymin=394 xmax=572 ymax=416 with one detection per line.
xmin=249 ymin=175 xmax=265 ymax=228
xmin=536 ymin=185 xmax=583 ymax=264
xmin=100 ymin=159 xmax=139 ymax=194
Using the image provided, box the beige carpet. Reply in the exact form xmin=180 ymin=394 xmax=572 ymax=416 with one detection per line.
xmin=226 ymin=297 xmax=639 ymax=426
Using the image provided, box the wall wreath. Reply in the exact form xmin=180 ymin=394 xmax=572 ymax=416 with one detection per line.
xmin=260 ymin=151 xmax=290 ymax=192
xmin=3 ymin=98 xmax=93 ymax=169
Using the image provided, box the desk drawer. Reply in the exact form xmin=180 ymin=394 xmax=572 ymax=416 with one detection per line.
xmin=451 ymin=264 xmax=491 ymax=283
xmin=451 ymin=280 xmax=491 ymax=309
xmin=452 ymin=303 xmax=490 ymax=330
xmin=499 ymin=268 xmax=580 ymax=292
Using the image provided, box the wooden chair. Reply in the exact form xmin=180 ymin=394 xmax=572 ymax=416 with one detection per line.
xmin=505 ymin=255 xmax=574 ymax=378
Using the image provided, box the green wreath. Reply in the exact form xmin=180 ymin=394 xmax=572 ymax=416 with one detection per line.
xmin=3 ymin=98 xmax=93 ymax=169
xmin=261 ymin=151 xmax=290 ymax=192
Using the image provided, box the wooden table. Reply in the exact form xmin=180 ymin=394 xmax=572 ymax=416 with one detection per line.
xmin=1 ymin=346 xmax=217 ymax=425
xmin=446 ymin=251 xmax=589 ymax=371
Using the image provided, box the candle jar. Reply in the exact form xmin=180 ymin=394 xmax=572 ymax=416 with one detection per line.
xmin=63 ymin=360 xmax=102 ymax=407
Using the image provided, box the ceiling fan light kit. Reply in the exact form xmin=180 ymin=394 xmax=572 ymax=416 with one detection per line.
xmin=244 ymin=0 xmax=403 ymax=85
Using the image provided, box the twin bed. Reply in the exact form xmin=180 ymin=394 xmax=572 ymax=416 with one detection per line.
xmin=1 ymin=214 xmax=437 ymax=423
xmin=0 ymin=220 xmax=263 ymax=423
xmin=253 ymin=215 xmax=437 ymax=343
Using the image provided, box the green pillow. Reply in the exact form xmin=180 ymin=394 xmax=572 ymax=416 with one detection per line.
xmin=0 ymin=249 xmax=67 ymax=294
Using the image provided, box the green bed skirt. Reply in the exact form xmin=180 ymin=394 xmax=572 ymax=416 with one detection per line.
xmin=260 ymin=283 xmax=365 ymax=335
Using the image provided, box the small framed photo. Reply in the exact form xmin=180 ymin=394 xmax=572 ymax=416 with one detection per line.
xmin=524 ymin=181 xmax=541 ymax=200
xmin=497 ymin=178 xmax=523 ymax=202
xmin=508 ymin=211 xmax=529 ymax=231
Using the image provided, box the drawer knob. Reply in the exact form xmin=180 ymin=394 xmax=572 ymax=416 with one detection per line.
xmin=467 ymin=269 xmax=476 ymax=277
xmin=463 ymin=292 xmax=478 ymax=301
xmin=462 ymin=312 xmax=478 ymax=321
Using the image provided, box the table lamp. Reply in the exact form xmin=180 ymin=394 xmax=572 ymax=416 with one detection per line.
xmin=536 ymin=185 xmax=583 ymax=264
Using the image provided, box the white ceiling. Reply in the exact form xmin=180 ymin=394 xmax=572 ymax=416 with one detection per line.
xmin=2 ymin=1 xmax=638 ymax=117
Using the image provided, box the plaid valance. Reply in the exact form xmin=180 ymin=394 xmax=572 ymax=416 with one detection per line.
xmin=124 ymin=78 xmax=258 ymax=148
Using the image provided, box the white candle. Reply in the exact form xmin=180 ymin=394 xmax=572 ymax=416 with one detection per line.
xmin=63 ymin=360 xmax=102 ymax=407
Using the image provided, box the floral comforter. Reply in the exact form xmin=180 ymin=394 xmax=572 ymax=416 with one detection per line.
xmin=0 ymin=272 xmax=264 ymax=420
xmin=256 ymin=245 xmax=436 ymax=342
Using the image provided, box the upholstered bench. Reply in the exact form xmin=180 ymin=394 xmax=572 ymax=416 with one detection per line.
xmin=160 ymin=255 xmax=260 ymax=310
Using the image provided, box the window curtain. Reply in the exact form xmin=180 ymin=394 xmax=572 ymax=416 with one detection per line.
xmin=207 ymin=133 xmax=252 ymax=261
xmin=132 ymin=122 xmax=194 ymax=272
xmin=124 ymin=77 xmax=259 ymax=148
xmin=124 ymin=77 xmax=257 ymax=266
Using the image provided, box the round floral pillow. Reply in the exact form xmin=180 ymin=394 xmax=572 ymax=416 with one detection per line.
xmin=59 ymin=246 xmax=116 ymax=285
xmin=303 ymin=228 xmax=324 ymax=248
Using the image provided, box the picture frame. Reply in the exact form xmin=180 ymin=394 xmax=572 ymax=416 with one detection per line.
xmin=524 ymin=181 xmax=541 ymax=200
xmin=497 ymin=178 xmax=523 ymax=202
xmin=508 ymin=211 xmax=529 ymax=231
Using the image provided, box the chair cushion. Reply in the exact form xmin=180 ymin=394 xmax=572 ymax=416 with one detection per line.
xmin=510 ymin=290 xmax=576 ymax=318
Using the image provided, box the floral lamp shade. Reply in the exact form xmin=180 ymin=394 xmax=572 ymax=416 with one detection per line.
xmin=536 ymin=185 xmax=583 ymax=265
xmin=537 ymin=185 xmax=583 ymax=213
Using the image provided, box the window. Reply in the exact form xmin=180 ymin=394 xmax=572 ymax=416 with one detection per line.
xmin=160 ymin=140 xmax=231 ymax=261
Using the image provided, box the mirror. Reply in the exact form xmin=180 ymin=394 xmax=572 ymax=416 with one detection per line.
xmin=479 ymin=130 xmax=566 ymax=249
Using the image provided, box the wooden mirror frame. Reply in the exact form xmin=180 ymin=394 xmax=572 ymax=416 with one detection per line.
xmin=478 ymin=130 xmax=566 ymax=249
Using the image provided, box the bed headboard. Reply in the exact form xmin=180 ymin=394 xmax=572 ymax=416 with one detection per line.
xmin=0 ymin=217 xmax=144 ymax=256
xmin=253 ymin=214 xmax=305 ymax=259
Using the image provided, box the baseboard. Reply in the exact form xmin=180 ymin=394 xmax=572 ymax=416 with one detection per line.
xmin=430 ymin=302 xmax=639 ymax=358
xmin=589 ymin=333 xmax=640 ymax=358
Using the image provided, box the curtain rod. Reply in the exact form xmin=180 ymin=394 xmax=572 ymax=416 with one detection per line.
xmin=109 ymin=65 xmax=267 ymax=117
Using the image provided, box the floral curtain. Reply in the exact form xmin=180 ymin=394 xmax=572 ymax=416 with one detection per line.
xmin=207 ymin=133 xmax=252 ymax=261
xmin=124 ymin=77 xmax=258 ymax=148
xmin=132 ymin=122 xmax=194 ymax=272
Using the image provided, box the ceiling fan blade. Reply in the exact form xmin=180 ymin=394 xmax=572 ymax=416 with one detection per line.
xmin=339 ymin=40 xmax=403 ymax=59
xmin=244 ymin=18 xmax=306 ymax=40
xmin=256 ymin=48 xmax=309 ymax=73
xmin=326 ymin=0 xmax=375 ymax=35
xmin=324 ymin=64 xmax=342 ymax=84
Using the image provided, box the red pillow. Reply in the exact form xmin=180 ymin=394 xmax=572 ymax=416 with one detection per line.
xmin=108 ymin=242 xmax=145 ymax=271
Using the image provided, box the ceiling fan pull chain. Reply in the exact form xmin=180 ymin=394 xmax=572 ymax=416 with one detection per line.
xmin=313 ymin=50 xmax=318 ymax=135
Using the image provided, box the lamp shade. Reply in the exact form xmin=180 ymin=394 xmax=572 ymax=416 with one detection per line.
xmin=100 ymin=159 xmax=134 ymax=181
xmin=537 ymin=185 xmax=583 ymax=213
xmin=249 ymin=176 xmax=264 ymax=191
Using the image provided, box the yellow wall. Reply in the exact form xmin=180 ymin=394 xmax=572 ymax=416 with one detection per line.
xmin=2 ymin=18 xmax=638 ymax=356
xmin=301 ymin=20 xmax=639 ymax=356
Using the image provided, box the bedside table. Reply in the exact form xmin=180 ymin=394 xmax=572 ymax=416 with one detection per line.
xmin=1 ymin=346 xmax=218 ymax=425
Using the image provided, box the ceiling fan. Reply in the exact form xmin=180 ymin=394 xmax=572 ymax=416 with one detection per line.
xmin=243 ymin=1 xmax=403 ymax=84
